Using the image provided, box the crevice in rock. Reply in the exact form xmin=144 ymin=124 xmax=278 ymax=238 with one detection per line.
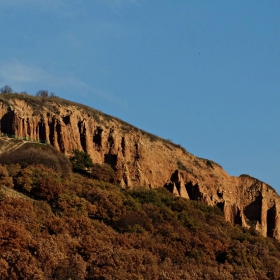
xmin=234 ymin=208 xmax=242 ymax=226
xmin=49 ymin=118 xmax=55 ymax=146
xmin=170 ymin=170 xmax=180 ymax=182
xmin=267 ymin=204 xmax=276 ymax=238
xmin=217 ymin=202 xmax=224 ymax=211
xmin=62 ymin=115 xmax=70 ymax=125
xmin=134 ymin=143 xmax=140 ymax=161
xmin=244 ymin=194 xmax=262 ymax=225
xmin=93 ymin=127 xmax=103 ymax=148
xmin=217 ymin=190 xmax=223 ymax=198
xmin=121 ymin=137 xmax=126 ymax=157
xmin=104 ymin=154 xmax=117 ymax=169
xmin=108 ymin=129 xmax=114 ymax=153
xmin=22 ymin=119 xmax=25 ymax=134
xmin=185 ymin=182 xmax=202 ymax=200
xmin=78 ymin=120 xmax=87 ymax=152
xmin=1 ymin=111 xmax=14 ymax=135
xmin=27 ymin=118 xmax=31 ymax=136
xmin=38 ymin=119 xmax=46 ymax=142
xmin=56 ymin=122 xmax=64 ymax=152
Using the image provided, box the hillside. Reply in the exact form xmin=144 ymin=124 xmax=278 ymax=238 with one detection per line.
xmin=0 ymin=153 xmax=280 ymax=279
xmin=1 ymin=93 xmax=280 ymax=278
xmin=0 ymin=92 xmax=279 ymax=241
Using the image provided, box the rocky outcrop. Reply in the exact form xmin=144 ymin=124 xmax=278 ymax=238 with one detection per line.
xmin=165 ymin=170 xmax=280 ymax=239
xmin=0 ymin=95 xmax=279 ymax=239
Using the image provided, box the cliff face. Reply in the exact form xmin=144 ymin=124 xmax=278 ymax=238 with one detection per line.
xmin=0 ymin=96 xmax=279 ymax=239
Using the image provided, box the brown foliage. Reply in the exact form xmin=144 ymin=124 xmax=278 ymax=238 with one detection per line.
xmin=1 ymin=166 xmax=280 ymax=279
xmin=14 ymin=165 xmax=63 ymax=200
xmin=90 ymin=163 xmax=115 ymax=183
xmin=0 ymin=164 xmax=13 ymax=188
xmin=0 ymin=145 xmax=71 ymax=177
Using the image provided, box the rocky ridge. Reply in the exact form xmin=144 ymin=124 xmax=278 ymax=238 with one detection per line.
xmin=0 ymin=94 xmax=279 ymax=239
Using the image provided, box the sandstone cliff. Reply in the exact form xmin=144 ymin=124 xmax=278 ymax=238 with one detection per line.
xmin=0 ymin=94 xmax=279 ymax=239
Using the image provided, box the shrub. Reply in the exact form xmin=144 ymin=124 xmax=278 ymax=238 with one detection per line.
xmin=35 ymin=90 xmax=48 ymax=97
xmin=70 ymin=150 xmax=93 ymax=173
xmin=49 ymin=92 xmax=57 ymax=98
xmin=206 ymin=160 xmax=214 ymax=169
xmin=0 ymin=146 xmax=71 ymax=177
xmin=0 ymin=85 xmax=13 ymax=94
xmin=0 ymin=165 xmax=13 ymax=188
xmin=117 ymin=211 xmax=152 ymax=233
xmin=177 ymin=160 xmax=187 ymax=171
xmin=91 ymin=163 xmax=115 ymax=182
xmin=0 ymin=147 xmax=59 ymax=169
xmin=56 ymin=152 xmax=72 ymax=177
xmin=129 ymin=189 xmax=162 ymax=207
xmin=14 ymin=165 xmax=62 ymax=200
xmin=154 ymin=187 xmax=174 ymax=206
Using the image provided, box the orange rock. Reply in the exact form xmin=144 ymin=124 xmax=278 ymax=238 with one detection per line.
xmin=0 ymin=96 xmax=279 ymax=239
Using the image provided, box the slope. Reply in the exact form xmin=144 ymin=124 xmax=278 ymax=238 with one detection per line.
xmin=0 ymin=92 xmax=278 ymax=240
xmin=1 ymin=164 xmax=280 ymax=279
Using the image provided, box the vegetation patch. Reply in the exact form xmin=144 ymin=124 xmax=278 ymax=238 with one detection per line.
xmin=0 ymin=158 xmax=279 ymax=279
xmin=0 ymin=143 xmax=71 ymax=177
xmin=176 ymin=160 xmax=193 ymax=173
xmin=91 ymin=163 xmax=115 ymax=183
xmin=206 ymin=159 xmax=214 ymax=169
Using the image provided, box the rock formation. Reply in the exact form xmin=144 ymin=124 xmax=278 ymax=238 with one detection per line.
xmin=0 ymin=94 xmax=279 ymax=239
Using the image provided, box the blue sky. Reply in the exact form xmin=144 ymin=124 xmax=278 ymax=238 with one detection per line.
xmin=1 ymin=1 xmax=280 ymax=191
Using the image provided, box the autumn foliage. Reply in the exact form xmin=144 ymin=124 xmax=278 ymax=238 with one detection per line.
xmin=0 ymin=147 xmax=280 ymax=279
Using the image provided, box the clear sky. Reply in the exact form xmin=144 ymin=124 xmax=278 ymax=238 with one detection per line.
xmin=1 ymin=1 xmax=280 ymax=191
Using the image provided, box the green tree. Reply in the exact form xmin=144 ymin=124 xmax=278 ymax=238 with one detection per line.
xmin=70 ymin=150 xmax=93 ymax=173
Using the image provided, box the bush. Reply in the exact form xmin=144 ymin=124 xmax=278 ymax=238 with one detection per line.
xmin=70 ymin=150 xmax=93 ymax=173
xmin=0 ymin=146 xmax=71 ymax=177
xmin=14 ymin=165 xmax=62 ymax=200
xmin=129 ymin=189 xmax=162 ymax=207
xmin=49 ymin=92 xmax=57 ymax=98
xmin=0 ymin=147 xmax=59 ymax=169
xmin=0 ymin=165 xmax=13 ymax=188
xmin=206 ymin=160 xmax=214 ymax=169
xmin=91 ymin=163 xmax=115 ymax=182
xmin=177 ymin=160 xmax=187 ymax=171
xmin=35 ymin=90 xmax=49 ymax=97
xmin=56 ymin=152 xmax=72 ymax=177
xmin=0 ymin=85 xmax=13 ymax=94
xmin=35 ymin=90 xmax=57 ymax=98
